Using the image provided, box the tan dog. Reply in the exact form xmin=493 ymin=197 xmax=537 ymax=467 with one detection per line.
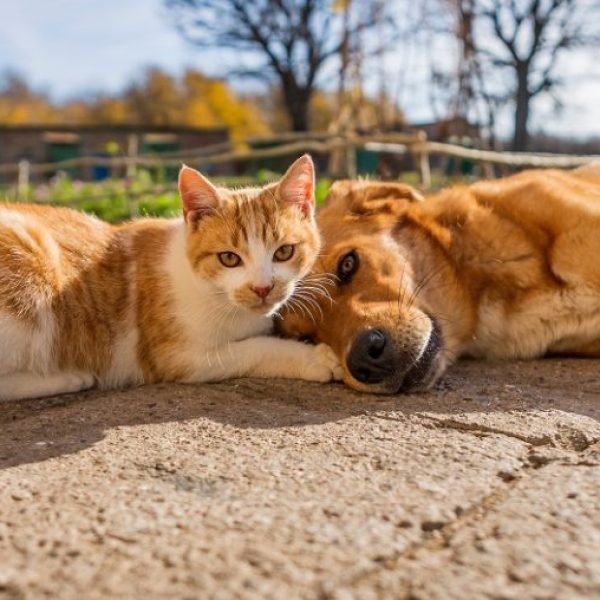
xmin=278 ymin=164 xmax=600 ymax=394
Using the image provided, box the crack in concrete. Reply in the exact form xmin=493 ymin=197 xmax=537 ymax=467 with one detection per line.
xmin=331 ymin=447 xmax=548 ymax=594
xmin=416 ymin=414 xmax=599 ymax=453
xmin=416 ymin=414 xmax=553 ymax=446
xmin=333 ymin=416 xmax=600 ymax=594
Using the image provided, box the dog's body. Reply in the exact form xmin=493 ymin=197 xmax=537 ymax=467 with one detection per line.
xmin=279 ymin=163 xmax=600 ymax=393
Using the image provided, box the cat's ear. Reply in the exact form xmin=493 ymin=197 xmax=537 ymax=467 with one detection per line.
xmin=178 ymin=164 xmax=220 ymax=226
xmin=278 ymin=154 xmax=315 ymax=218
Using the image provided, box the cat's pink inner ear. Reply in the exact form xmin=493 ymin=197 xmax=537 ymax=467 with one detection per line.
xmin=278 ymin=154 xmax=315 ymax=217
xmin=178 ymin=165 xmax=220 ymax=225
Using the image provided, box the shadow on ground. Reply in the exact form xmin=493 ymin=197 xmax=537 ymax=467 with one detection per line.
xmin=1 ymin=358 xmax=599 ymax=470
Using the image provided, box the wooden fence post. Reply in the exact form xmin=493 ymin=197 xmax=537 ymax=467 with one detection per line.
xmin=126 ymin=134 xmax=139 ymax=180
xmin=1 ymin=135 xmax=598 ymax=196
xmin=481 ymin=161 xmax=495 ymax=179
xmin=125 ymin=134 xmax=140 ymax=218
xmin=416 ymin=132 xmax=431 ymax=189
xmin=17 ymin=160 xmax=30 ymax=201
xmin=345 ymin=134 xmax=357 ymax=179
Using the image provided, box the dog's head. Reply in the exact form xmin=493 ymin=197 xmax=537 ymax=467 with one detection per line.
xmin=278 ymin=180 xmax=449 ymax=394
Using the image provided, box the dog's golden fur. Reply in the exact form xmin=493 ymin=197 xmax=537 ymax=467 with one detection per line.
xmin=278 ymin=163 xmax=600 ymax=393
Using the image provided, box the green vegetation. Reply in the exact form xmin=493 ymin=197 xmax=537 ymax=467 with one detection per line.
xmin=3 ymin=169 xmax=458 ymax=224
xmin=8 ymin=171 xmax=178 ymax=223
xmin=3 ymin=169 xmax=335 ymax=223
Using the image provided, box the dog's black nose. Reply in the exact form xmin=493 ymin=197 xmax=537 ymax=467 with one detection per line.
xmin=347 ymin=328 xmax=394 ymax=384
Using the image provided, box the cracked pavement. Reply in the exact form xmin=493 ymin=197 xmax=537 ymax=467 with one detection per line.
xmin=1 ymin=359 xmax=599 ymax=599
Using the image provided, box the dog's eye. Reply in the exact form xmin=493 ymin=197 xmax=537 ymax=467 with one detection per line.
xmin=337 ymin=250 xmax=359 ymax=284
xmin=298 ymin=334 xmax=315 ymax=344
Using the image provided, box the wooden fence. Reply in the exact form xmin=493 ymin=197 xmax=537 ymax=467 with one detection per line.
xmin=2 ymin=131 xmax=599 ymax=197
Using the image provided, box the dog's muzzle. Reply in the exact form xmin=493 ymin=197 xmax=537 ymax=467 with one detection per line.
xmin=346 ymin=328 xmax=395 ymax=385
xmin=346 ymin=322 xmax=442 ymax=393
xmin=399 ymin=321 xmax=442 ymax=392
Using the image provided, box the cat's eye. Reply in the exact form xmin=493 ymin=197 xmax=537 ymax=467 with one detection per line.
xmin=337 ymin=250 xmax=359 ymax=284
xmin=274 ymin=244 xmax=295 ymax=262
xmin=218 ymin=252 xmax=242 ymax=268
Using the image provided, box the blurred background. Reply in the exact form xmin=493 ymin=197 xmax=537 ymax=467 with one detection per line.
xmin=1 ymin=0 xmax=599 ymax=221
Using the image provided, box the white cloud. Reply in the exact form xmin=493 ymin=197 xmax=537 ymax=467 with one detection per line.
xmin=0 ymin=0 xmax=195 ymax=98
xmin=0 ymin=0 xmax=598 ymax=140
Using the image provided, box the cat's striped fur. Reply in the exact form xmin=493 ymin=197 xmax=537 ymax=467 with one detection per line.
xmin=0 ymin=155 xmax=341 ymax=401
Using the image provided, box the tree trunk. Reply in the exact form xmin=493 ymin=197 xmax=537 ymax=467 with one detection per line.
xmin=282 ymin=80 xmax=311 ymax=132
xmin=512 ymin=63 xmax=531 ymax=151
xmin=289 ymin=103 xmax=310 ymax=132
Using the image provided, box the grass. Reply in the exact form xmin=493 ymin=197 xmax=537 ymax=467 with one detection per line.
xmin=2 ymin=168 xmax=459 ymax=223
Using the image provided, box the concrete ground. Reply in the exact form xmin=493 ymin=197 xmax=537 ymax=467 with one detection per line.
xmin=1 ymin=359 xmax=599 ymax=600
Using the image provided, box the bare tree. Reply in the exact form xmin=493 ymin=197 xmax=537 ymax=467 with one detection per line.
xmin=166 ymin=0 xmax=393 ymax=131
xmin=450 ymin=1 xmax=509 ymax=148
xmin=429 ymin=0 xmax=599 ymax=150
xmin=462 ymin=0 xmax=599 ymax=150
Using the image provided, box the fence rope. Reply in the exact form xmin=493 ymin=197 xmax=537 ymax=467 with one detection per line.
xmin=1 ymin=132 xmax=598 ymax=187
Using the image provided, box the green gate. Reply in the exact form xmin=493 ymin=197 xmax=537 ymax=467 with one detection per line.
xmin=46 ymin=143 xmax=81 ymax=178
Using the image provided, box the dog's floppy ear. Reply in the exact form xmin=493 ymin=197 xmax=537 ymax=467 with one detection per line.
xmin=322 ymin=180 xmax=355 ymax=212
xmin=324 ymin=180 xmax=423 ymax=217
xmin=362 ymin=182 xmax=424 ymax=203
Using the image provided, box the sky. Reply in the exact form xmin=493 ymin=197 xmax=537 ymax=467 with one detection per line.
xmin=1 ymin=0 xmax=599 ymax=140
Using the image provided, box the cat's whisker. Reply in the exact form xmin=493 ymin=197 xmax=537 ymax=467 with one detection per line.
xmin=301 ymin=274 xmax=337 ymax=287
xmin=297 ymin=280 xmax=333 ymax=292
xmin=296 ymin=278 xmax=334 ymax=293
xmin=295 ymin=292 xmax=331 ymax=312
xmin=203 ymin=308 xmax=222 ymax=332
xmin=293 ymin=292 xmax=323 ymax=322
xmin=204 ymin=300 xmax=227 ymax=316
xmin=212 ymin=304 xmax=238 ymax=370
xmin=226 ymin=308 xmax=240 ymax=362
xmin=203 ymin=300 xmax=232 ymax=322
xmin=295 ymin=284 xmax=333 ymax=303
xmin=295 ymin=300 xmax=318 ymax=324
xmin=304 ymin=298 xmax=323 ymax=321
xmin=207 ymin=302 xmax=234 ymax=352
xmin=297 ymin=280 xmax=337 ymax=299
xmin=303 ymin=271 xmax=335 ymax=279
xmin=285 ymin=297 xmax=307 ymax=320
xmin=287 ymin=297 xmax=314 ymax=323
xmin=295 ymin=285 xmax=332 ymax=304
xmin=307 ymin=272 xmax=337 ymax=281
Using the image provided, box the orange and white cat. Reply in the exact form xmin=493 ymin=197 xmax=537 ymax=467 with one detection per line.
xmin=0 ymin=155 xmax=341 ymax=401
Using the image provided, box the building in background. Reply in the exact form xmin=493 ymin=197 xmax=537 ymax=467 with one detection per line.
xmin=0 ymin=124 xmax=229 ymax=182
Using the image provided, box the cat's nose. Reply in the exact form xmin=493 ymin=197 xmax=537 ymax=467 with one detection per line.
xmin=250 ymin=284 xmax=274 ymax=299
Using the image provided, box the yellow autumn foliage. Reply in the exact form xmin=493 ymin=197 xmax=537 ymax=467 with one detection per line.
xmin=182 ymin=70 xmax=270 ymax=140
xmin=0 ymin=68 xmax=271 ymax=139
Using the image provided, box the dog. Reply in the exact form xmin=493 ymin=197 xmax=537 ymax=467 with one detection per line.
xmin=277 ymin=163 xmax=600 ymax=394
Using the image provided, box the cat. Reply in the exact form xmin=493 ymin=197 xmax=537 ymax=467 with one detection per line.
xmin=0 ymin=154 xmax=341 ymax=401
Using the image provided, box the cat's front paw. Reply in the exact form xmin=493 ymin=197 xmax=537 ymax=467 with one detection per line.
xmin=63 ymin=372 xmax=95 ymax=393
xmin=301 ymin=343 xmax=343 ymax=382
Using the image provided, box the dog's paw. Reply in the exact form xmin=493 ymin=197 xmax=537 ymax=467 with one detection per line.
xmin=301 ymin=343 xmax=343 ymax=383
